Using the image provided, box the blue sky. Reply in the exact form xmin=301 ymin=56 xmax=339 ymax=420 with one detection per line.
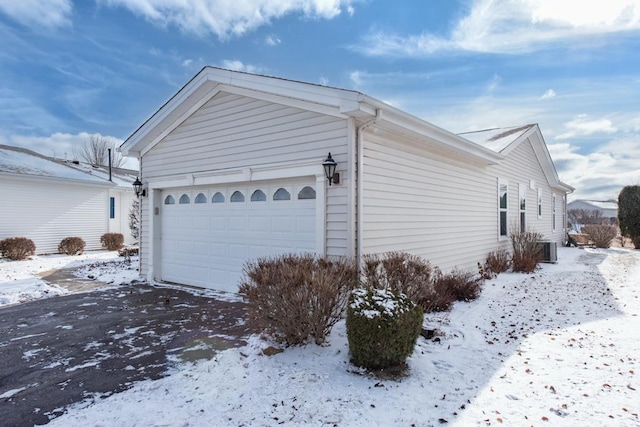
xmin=0 ymin=0 xmax=639 ymax=200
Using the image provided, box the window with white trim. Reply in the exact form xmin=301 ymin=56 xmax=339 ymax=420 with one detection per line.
xmin=498 ymin=179 xmax=508 ymax=239
xmin=195 ymin=193 xmax=207 ymax=204
xmin=537 ymin=189 xmax=543 ymax=218
xmin=164 ymin=195 xmax=175 ymax=205
xmin=273 ymin=188 xmax=291 ymax=201
xmin=179 ymin=194 xmax=190 ymax=204
xmin=519 ymin=183 xmax=526 ymax=233
xmin=552 ymin=193 xmax=557 ymax=231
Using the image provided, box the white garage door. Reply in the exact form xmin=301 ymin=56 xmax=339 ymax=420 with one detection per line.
xmin=160 ymin=179 xmax=317 ymax=292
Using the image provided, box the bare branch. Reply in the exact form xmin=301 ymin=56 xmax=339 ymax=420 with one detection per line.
xmin=73 ymin=135 xmax=123 ymax=167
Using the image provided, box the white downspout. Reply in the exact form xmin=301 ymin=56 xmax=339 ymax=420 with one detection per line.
xmin=355 ymin=109 xmax=381 ymax=263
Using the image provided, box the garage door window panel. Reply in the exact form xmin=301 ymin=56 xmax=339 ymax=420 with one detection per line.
xmin=179 ymin=194 xmax=191 ymax=204
xmin=231 ymin=191 xmax=245 ymax=203
xmin=195 ymin=193 xmax=207 ymax=204
xmin=251 ymin=189 xmax=267 ymax=202
xmin=273 ymin=188 xmax=291 ymax=201
xmin=212 ymin=192 xmax=225 ymax=204
xmin=164 ymin=195 xmax=176 ymax=205
xmin=298 ymin=186 xmax=316 ymax=200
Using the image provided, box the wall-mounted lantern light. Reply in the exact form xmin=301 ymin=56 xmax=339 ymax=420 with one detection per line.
xmin=322 ymin=152 xmax=339 ymax=186
xmin=133 ymin=177 xmax=146 ymax=197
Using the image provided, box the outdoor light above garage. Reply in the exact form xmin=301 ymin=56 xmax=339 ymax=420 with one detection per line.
xmin=322 ymin=152 xmax=339 ymax=186
xmin=132 ymin=177 xmax=146 ymax=197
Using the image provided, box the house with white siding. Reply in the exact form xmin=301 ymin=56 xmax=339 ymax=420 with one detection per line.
xmin=0 ymin=145 xmax=137 ymax=254
xmin=120 ymin=67 xmax=573 ymax=293
xmin=567 ymin=199 xmax=618 ymax=225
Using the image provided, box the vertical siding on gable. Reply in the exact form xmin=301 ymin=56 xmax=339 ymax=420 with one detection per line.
xmin=139 ymin=92 xmax=351 ymax=275
xmin=361 ymin=133 xmax=497 ymax=272
xmin=0 ymin=177 xmax=108 ymax=254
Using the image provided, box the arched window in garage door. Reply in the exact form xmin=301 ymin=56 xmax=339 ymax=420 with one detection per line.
xmin=179 ymin=194 xmax=190 ymax=204
xmin=298 ymin=186 xmax=316 ymax=200
xmin=212 ymin=192 xmax=225 ymax=203
xmin=230 ymin=191 xmax=245 ymax=203
xmin=251 ymin=189 xmax=266 ymax=202
xmin=273 ymin=188 xmax=291 ymax=201
xmin=164 ymin=195 xmax=175 ymax=205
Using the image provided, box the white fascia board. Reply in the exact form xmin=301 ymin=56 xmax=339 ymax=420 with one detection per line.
xmin=121 ymin=70 xmax=213 ymax=157
xmin=527 ymin=127 xmax=574 ymax=193
xmin=122 ymin=67 xmax=365 ymax=158
xmin=0 ymin=171 xmax=115 ymax=188
xmin=361 ymin=97 xmax=503 ymax=165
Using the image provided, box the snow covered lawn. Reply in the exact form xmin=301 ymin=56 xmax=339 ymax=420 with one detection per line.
xmin=0 ymin=251 xmax=140 ymax=306
xmin=1 ymin=248 xmax=638 ymax=425
xmin=37 ymin=247 xmax=639 ymax=427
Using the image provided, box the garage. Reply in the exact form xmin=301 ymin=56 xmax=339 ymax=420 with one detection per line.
xmin=160 ymin=179 xmax=317 ymax=292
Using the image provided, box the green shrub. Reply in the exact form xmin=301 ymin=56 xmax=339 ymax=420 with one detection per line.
xmin=581 ymin=224 xmax=617 ymax=248
xmin=361 ymin=252 xmax=434 ymax=310
xmin=0 ymin=237 xmax=36 ymax=260
xmin=618 ymin=185 xmax=640 ymax=248
xmin=100 ymin=233 xmax=124 ymax=251
xmin=239 ymin=253 xmax=358 ymax=346
xmin=510 ymin=230 xmax=543 ymax=273
xmin=434 ymin=268 xmax=483 ymax=303
xmin=58 ymin=237 xmax=86 ymax=255
xmin=346 ymin=288 xmax=423 ymax=370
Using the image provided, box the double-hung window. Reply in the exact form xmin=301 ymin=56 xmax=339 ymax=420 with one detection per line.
xmin=519 ymin=184 xmax=526 ymax=233
xmin=498 ymin=179 xmax=508 ymax=239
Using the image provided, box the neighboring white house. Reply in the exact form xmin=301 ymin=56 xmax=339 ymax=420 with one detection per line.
xmin=567 ymin=199 xmax=618 ymax=225
xmin=120 ymin=67 xmax=574 ymax=292
xmin=0 ymin=145 xmax=138 ymax=254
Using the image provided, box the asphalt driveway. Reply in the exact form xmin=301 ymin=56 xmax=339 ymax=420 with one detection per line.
xmin=0 ymin=283 xmax=252 ymax=426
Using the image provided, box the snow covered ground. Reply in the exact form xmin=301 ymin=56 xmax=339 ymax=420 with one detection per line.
xmin=0 ymin=251 xmax=139 ymax=306
xmin=2 ymin=247 xmax=639 ymax=426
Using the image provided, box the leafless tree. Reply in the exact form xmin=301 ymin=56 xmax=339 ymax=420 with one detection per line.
xmin=73 ymin=135 xmax=123 ymax=167
xmin=128 ymin=198 xmax=140 ymax=241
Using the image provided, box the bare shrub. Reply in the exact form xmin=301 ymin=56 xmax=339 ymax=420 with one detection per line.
xmin=100 ymin=233 xmax=124 ymax=251
xmin=361 ymin=252 xmax=434 ymax=309
xmin=581 ymin=224 xmax=617 ymax=248
xmin=239 ymin=253 xmax=358 ymax=346
xmin=434 ymin=268 xmax=483 ymax=303
xmin=484 ymin=248 xmax=511 ymax=277
xmin=0 ymin=237 xmax=36 ymax=260
xmin=58 ymin=237 xmax=86 ymax=255
xmin=510 ymin=230 xmax=543 ymax=273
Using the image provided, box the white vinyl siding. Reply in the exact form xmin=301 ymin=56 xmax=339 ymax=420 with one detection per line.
xmin=0 ymin=176 xmax=109 ymax=254
xmin=139 ymin=91 xmax=350 ymax=275
xmin=491 ymin=137 xmax=567 ymax=244
xmin=360 ymin=133 xmax=496 ymax=272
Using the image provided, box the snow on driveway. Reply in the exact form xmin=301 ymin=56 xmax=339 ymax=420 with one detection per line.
xmin=44 ymin=247 xmax=639 ymax=427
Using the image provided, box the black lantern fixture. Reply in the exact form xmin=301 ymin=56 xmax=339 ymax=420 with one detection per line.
xmin=322 ymin=152 xmax=339 ymax=186
xmin=133 ymin=177 xmax=146 ymax=197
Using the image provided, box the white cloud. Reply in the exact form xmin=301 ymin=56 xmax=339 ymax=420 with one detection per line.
xmin=487 ymin=74 xmax=502 ymax=92
xmin=541 ymin=89 xmax=556 ymax=99
xmin=357 ymin=0 xmax=640 ymax=56
xmin=99 ymin=0 xmax=356 ymax=39
xmin=0 ymin=0 xmax=72 ymax=30
xmin=265 ymin=35 xmax=281 ymax=46
xmin=319 ymin=76 xmax=329 ymax=86
xmin=556 ymin=114 xmax=618 ymax=139
xmin=218 ymin=60 xmax=263 ymax=74
xmin=349 ymin=70 xmax=363 ymax=87
xmin=548 ymin=137 xmax=640 ymax=200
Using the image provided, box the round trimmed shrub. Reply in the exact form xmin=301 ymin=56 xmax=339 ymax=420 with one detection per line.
xmin=100 ymin=233 xmax=124 ymax=251
xmin=0 ymin=237 xmax=36 ymax=260
xmin=346 ymin=288 xmax=423 ymax=370
xmin=58 ymin=237 xmax=86 ymax=255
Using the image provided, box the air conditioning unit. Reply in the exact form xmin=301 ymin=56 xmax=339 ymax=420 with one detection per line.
xmin=541 ymin=241 xmax=558 ymax=263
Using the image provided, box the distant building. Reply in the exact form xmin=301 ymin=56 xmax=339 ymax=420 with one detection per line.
xmin=567 ymin=199 xmax=618 ymax=226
